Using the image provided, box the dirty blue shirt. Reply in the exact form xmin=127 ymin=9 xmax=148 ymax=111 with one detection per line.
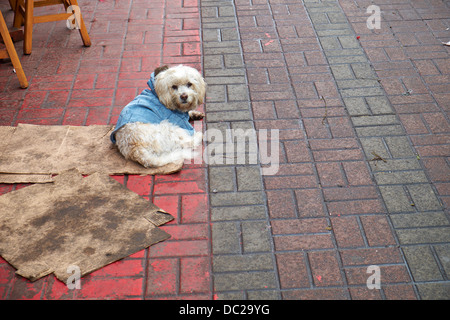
xmin=110 ymin=72 xmax=194 ymax=144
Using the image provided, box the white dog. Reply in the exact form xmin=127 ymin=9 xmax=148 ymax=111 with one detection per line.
xmin=110 ymin=65 xmax=206 ymax=168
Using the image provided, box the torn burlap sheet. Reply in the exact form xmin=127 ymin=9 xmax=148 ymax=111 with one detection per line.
xmin=0 ymin=124 xmax=183 ymax=183
xmin=0 ymin=169 xmax=173 ymax=283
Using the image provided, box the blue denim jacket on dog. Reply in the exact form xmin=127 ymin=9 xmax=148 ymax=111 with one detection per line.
xmin=110 ymin=72 xmax=194 ymax=144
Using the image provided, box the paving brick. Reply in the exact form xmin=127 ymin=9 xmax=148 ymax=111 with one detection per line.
xmin=328 ymin=117 xmax=355 ymax=138
xmin=241 ymin=220 xmax=272 ymax=252
xmin=336 ymin=79 xmax=381 ymax=90
xmin=146 ymin=258 xmax=178 ymax=296
xmin=309 ymin=138 xmax=359 ymax=151
xmin=415 ymin=144 xmax=450 ymax=158
xmin=210 ymin=191 xmax=265 ymax=207
xmin=342 ymin=161 xmax=373 ymax=186
xmin=264 ymin=175 xmax=317 ymax=190
xmin=208 ymin=110 xmax=253 ymax=122
xmin=340 ymin=247 xmax=404 ymax=266
xmin=271 ymin=218 xmax=328 ymax=235
xmin=360 ymin=216 xmax=396 ymax=246
xmin=369 ymin=158 xmax=422 ymax=173
xmin=308 ymin=250 xmax=344 ymax=286
xmin=150 ymin=239 xmax=209 ymax=258
xmin=352 ymin=115 xmax=399 ymax=127
xmin=295 ymin=189 xmax=325 ymax=217
xmin=0 ymin=262 xmax=14 ymax=286
xmin=304 ymin=118 xmax=331 ymax=139
xmin=209 ymin=166 xmax=235 ymax=192
xmin=43 ymin=276 xmax=75 ymax=300
xmin=327 ymin=199 xmax=384 ymax=215
xmin=403 ymin=246 xmax=444 ymax=282
xmin=236 ymin=166 xmax=263 ymax=191
xmin=407 ymin=184 xmax=443 ymax=211
xmin=328 ymin=55 xmax=368 ymax=65
xmin=331 ymin=216 xmax=365 ymax=248
xmin=359 ymin=137 xmax=389 ymax=160
xmin=282 ymin=288 xmax=348 ymax=300
xmin=422 ymin=113 xmax=450 ymax=134
xmin=316 ymin=162 xmax=346 ymax=187
xmin=384 ymin=136 xmax=416 ymax=158
xmin=213 ymin=253 xmax=274 ymax=273
xmin=330 ymin=64 xmax=354 ymax=80
xmin=212 ymin=222 xmax=241 ymax=254
xmin=284 ymin=140 xmax=312 ymax=162
xmin=384 ymin=284 xmax=418 ymax=300
xmin=77 ymin=278 xmax=143 ymax=299
xmin=365 ymin=96 xmax=394 ymax=115
xmin=211 ymin=205 xmax=267 ymax=221
xmin=180 ymin=257 xmax=210 ymax=294
xmin=379 ymin=186 xmax=414 ymax=213
xmin=349 ymin=286 xmax=383 ymax=300
xmin=345 ymin=265 xmax=411 ymax=286
xmin=266 ymin=190 xmax=297 ymax=218
xmin=423 ymin=158 xmax=450 ymax=183
xmin=154 ymin=180 xmax=206 ymax=195
xmin=390 ymin=211 xmax=449 ymax=229
xmin=355 ymin=124 xmax=405 ymax=137
xmin=214 ymin=271 xmax=277 ymax=291
xmin=323 ymin=186 xmax=379 ymax=202
xmin=16 ymin=108 xmax=65 ymax=121
xmin=416 ymin=283 xmax=450 ymax=300
xmin=374 ymin=170 xmax=429 ymax=185
xmin=276 ymin=252 xmax=309 ymax=289
xmin=274 ymin=234 xmax=334 ymax=251
xmin=338 ymin=36 xmax=360 ymax=49
xmin=90 ymin=259 xmax=145 ymax=278
xmin=434 ymin=245 xmax=450 ymax=277
xmin=252 ymin=101 xmax=277 ymax=119
xmin=396 ymin=227 xmax=450 ymax=245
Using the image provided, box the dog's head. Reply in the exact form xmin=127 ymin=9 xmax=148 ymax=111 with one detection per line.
xmin=153 ymin=65 xmax=206 ymax=112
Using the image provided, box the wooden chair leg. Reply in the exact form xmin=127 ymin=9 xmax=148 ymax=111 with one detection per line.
xmin=13 ymin=0 xmax=24 ymax=28
xmin=69 ymin=0 xmax=91 ymax=47
xmin=9 ymin=0 xmax=17 ymax=11
xmin=23 ymin=0 xmax=33 ymax=54
xmin=0 ymin=12 xmax=28 ymax=88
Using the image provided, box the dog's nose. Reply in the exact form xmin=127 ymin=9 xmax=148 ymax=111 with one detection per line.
xmin=180 ymin=93 xmax=188 ymax=102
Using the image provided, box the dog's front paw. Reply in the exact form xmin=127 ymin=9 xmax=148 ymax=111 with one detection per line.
xmin=189 ymin=110 xmax=205 ymax=121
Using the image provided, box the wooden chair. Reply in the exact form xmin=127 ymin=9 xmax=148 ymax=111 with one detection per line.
xmin=13 ymin=0 xmax=91 ymax=54
xmin=0 ymin=10 xmax=28 ymax=88
xmin=9 ymin=1 xmax=17 ymax=10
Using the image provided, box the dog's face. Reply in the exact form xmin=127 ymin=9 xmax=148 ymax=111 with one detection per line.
xmin=154 ymin=65 xmax=206 ymax=112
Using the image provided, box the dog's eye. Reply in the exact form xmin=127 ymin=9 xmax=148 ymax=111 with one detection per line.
xmin=187 ymin=82 xmax=192 ymax=88
xmin=172 ymin=85 xmax=178 ymax=90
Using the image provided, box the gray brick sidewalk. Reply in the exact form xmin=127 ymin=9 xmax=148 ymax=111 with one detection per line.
xmin=201 ymin=0 xmax=449 ymax=299
xmin=201 ymin=0 xmax=280 ymax=299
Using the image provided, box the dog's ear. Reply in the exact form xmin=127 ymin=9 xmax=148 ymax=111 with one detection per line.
xmin=154 ymin=65 xmax=169 ymax=77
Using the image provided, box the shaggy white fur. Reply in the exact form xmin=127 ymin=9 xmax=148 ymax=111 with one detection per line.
xmin=115 ymin=121 xmax=203 ymax=167
xmin=114 ymin=65 xmax=206 ymax=168
xmin=155 ymin=65 xmax=206 ymax=112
